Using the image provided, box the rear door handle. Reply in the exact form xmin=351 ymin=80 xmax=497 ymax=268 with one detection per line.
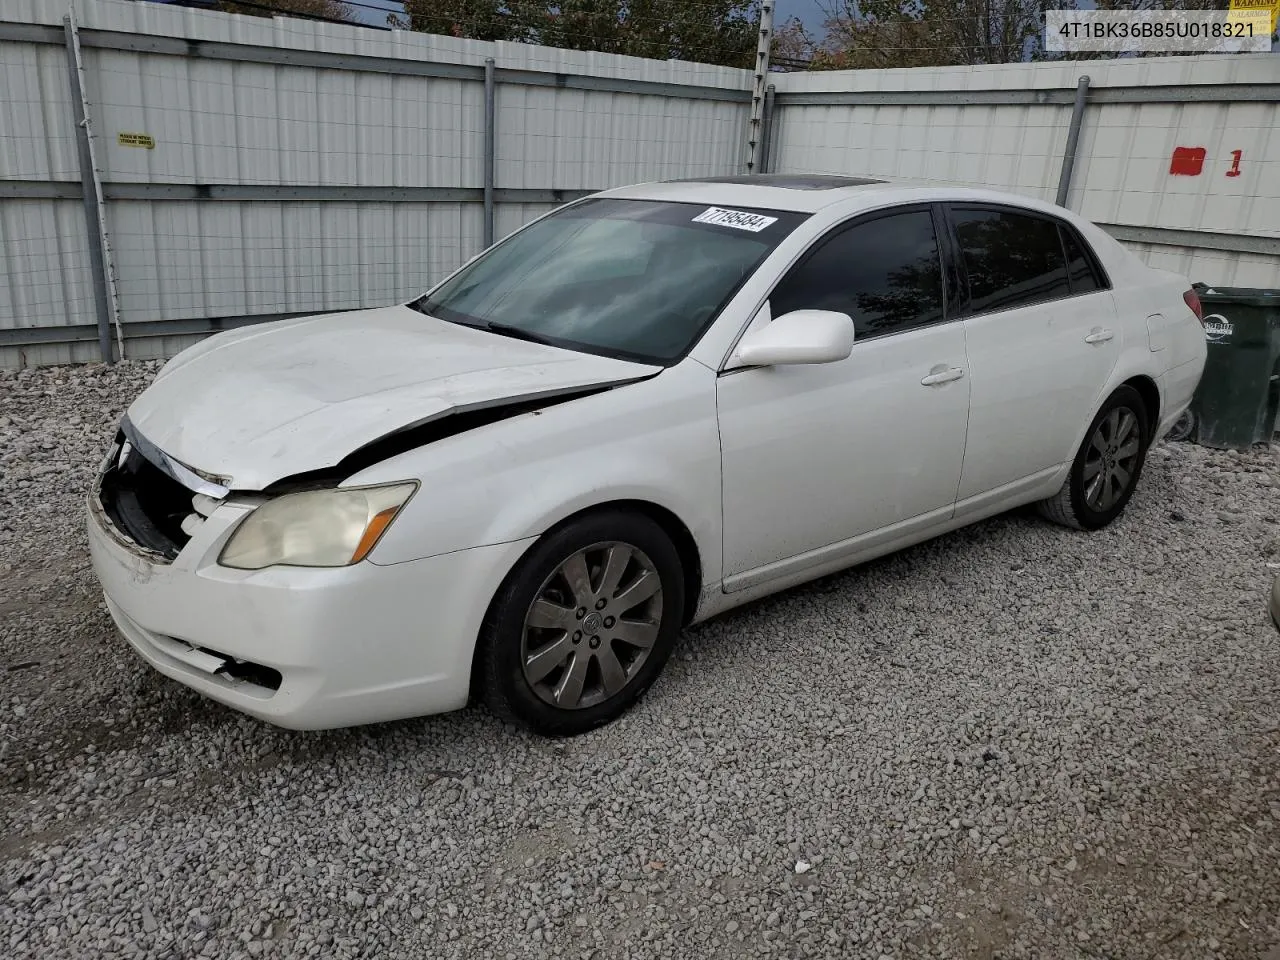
xmin=921 ymin=365 xmax=965 ymax=386
xmin=1084 ymin=327 xmax=1114 ymax=344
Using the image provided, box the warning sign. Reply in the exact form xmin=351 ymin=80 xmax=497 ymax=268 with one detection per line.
xmin=117 ymin=132 xmax=155 ymax=149
xmin=1229 ymin=0 xmax=1279 ymax=34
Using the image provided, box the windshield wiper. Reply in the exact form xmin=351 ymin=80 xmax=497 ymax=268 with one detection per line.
xmin=406 ymin=303 xmax=563 ymax=347
xmin=482 ymin=321 xmax=564 ymax=348
xmin=406 ymin=299 xmax=489 ymax=331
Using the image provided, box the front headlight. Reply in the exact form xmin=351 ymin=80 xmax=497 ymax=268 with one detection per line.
xmin=219 ymin=482 xmax=417 ymax=570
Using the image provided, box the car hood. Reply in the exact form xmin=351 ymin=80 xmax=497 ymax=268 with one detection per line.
xmin=126 ymin=305 xmax=660 ymax=491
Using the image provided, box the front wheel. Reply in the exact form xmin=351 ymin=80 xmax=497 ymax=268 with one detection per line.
xmin=477 ymin=510 xmax=684 ymax=736
xmin=1038 ymin=385 xmax=1150 ymax=531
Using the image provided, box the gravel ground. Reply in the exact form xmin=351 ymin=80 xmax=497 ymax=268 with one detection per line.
xmin=2 ymin=360 xmax=1279 ymax=960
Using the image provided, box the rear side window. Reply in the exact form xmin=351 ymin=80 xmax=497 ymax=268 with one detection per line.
xmin=1060 ymin=225 xmax=1102 ymax=294
xmin=769 ymin=209 xmax=945 ymax=339
xmin=952 ymin=207 xmax=1070 ymax=315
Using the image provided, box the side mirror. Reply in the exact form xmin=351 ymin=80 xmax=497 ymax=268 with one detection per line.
xmin=736 ymin=309 xmax=855 ymax=367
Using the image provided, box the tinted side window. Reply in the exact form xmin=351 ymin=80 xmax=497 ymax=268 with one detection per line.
xmin=770 ymin=210 xmax=944 ymax=339
xmin=1060 ymin=225 xmax=1101 ymax=294
xmin=952 ymin=208 xmax=1070 ymax=314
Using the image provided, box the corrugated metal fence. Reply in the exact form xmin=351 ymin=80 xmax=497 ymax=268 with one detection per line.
xmin=0 ymin=0 xmax=751 ymax=365
xmin=1 ymin=0 xmax=1277 ymax=367
xmin=766 ymin=55 xmax=1280 ymax=291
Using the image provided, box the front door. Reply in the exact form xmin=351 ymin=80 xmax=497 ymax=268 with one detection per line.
xmin=717 ymin=206 xmax=971 ymax=587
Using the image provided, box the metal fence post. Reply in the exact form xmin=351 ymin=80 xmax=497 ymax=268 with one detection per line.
xmin=64 ymin=12 xmax=123 ymax=364
xmin=1055 ymin=75 xmax=1091 ymax=209
xmin=745 ymin=0 xmax=775 ymax=173
xmin=483 ymin=57 xmax=496 ymax=249
xmin=760 ymin=83 xmax=776 ymax=175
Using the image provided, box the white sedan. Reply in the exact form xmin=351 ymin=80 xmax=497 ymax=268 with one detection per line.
xmin=87 ymin=176 xmax=1207 ymax=735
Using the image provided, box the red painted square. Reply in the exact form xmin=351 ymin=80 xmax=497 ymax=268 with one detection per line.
xmin=1169 ymin=147 xmax=1206 ymax=176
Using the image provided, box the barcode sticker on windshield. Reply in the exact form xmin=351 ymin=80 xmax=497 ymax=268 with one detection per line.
xmin=691 ymin=207 xmax=778 ymax=232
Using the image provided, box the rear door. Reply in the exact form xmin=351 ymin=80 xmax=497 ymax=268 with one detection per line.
xmin=947 ymin=204 xmax=1120 ymax=502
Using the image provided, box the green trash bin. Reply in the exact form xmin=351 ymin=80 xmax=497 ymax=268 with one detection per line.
xmin=1186 ymin=284 xmax=1280 ymax=451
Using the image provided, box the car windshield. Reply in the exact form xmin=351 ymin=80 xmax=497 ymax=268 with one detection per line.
xmin=414 ymin=198 xmax=807 ymax=364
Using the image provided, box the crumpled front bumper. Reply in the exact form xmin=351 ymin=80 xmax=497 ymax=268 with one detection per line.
xmin=86 ymin=483 xmax=534 ymax=730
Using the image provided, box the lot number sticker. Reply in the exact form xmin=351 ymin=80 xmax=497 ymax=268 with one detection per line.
xmin=692 ymin=207 xmax=778 ymax=232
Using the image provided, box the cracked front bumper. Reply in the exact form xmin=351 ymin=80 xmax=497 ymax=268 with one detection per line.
xmin=86 ymin=490 xmax=534 ymax=730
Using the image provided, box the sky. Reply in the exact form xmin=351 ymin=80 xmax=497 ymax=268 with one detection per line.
xmin=776 ymin=0 xmax=828 ymax=33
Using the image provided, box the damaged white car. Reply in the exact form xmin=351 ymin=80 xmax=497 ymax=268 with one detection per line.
xmin=87 ymin=176 xmax=1207 ymax=735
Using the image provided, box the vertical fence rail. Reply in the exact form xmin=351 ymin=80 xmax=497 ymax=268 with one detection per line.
xmin=1055 ymin=75 xmax=1092 ymax=209
xmin=63 ymin=12 xmax=122 ymax=363
xmin=483 ymin=56 xmax=496 ymax=249
xmin=760 ymin=83 xmax=776 ymax=175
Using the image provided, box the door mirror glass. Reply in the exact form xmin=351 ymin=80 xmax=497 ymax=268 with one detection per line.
xmin=736 ymin=309 xmax=855 ymax=366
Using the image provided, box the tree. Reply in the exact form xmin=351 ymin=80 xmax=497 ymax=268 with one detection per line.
xmin=770 ymin=17 xmax=816 ymax=68
xmin=388 ymin=0 xmax=537 ymax=41
xmin=815 ymin=0 xmax=1051 ymax=69
xmin=392 ymin=0 xmax=761 ymax=68
xmin=217 ymin=0 xmax=355 ymax=23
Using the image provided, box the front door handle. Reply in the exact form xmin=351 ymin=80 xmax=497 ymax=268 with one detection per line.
xmin=1084 ymin=327 xmax=1114 ymax=344
xmin=921 ymin=365 xmax=965 ymax=386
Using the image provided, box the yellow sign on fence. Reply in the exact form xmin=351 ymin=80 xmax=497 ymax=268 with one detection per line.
xmin=117 ymin=132 xmax=155 ymax=149
xmin=1229 ymin=0 xmax=1279 ymax=34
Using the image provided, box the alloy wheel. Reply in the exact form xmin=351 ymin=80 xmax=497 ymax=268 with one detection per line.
xmin=520 ymin=541 xmax=664 ymax=710
xmin=1083 ymin=406 xmax=1142 ymax=511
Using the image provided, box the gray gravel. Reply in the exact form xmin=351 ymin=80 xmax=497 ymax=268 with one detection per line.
xmin=3 ymin=360 xmax=1279 ymax=960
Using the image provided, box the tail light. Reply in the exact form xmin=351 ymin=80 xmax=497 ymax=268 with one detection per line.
xmin=1183 ymin=288 xmax=1204 ymax=325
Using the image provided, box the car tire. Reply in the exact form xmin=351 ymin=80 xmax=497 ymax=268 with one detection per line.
xmin=477 ymin=510 xmax=684 ymax=736
xmin=1038 ymin=385 xmax=1151 ymax=531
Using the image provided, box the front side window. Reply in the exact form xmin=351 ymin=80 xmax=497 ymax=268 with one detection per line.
xmin=769 ymin=209 xmax=945 ymax=339
xmin=414 ymin=198 xmax=806 ymax=364
xmin=951 ymin=207 xmax=1071 ymax=314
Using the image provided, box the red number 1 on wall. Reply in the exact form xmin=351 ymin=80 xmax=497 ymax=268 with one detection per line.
xmin=1226 ymin=150 xmax=1243 ymax=178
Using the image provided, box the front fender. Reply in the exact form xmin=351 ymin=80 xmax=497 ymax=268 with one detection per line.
xmin=351 ymin=361 xmax=723 ymax=587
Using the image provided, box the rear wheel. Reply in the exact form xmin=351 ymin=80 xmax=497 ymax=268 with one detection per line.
xmin=478 ymin=510 xmax=684 ymax=736
xmin=1038 ymin=385 xmax=1150 ymax=531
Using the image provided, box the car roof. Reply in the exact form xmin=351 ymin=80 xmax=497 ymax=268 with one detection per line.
xmin=593 ymin=176 xmax=1074 ymax=218
xmin=663 ymin=174 xmax=888 ymax=191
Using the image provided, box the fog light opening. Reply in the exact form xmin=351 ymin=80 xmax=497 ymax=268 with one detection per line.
xmin=206 ymin=651 xmax=282 ymax=692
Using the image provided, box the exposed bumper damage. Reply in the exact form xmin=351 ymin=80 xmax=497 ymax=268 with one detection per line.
xmin=88 ymin=411 xmax=550 ymax=728
xmin=87 ymin=487 xmax=536 ymax=728
xmin=84 ymin=306 xmax=665 ymax=728
xmin=95 ymin=376 xmax=647 ymax=567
